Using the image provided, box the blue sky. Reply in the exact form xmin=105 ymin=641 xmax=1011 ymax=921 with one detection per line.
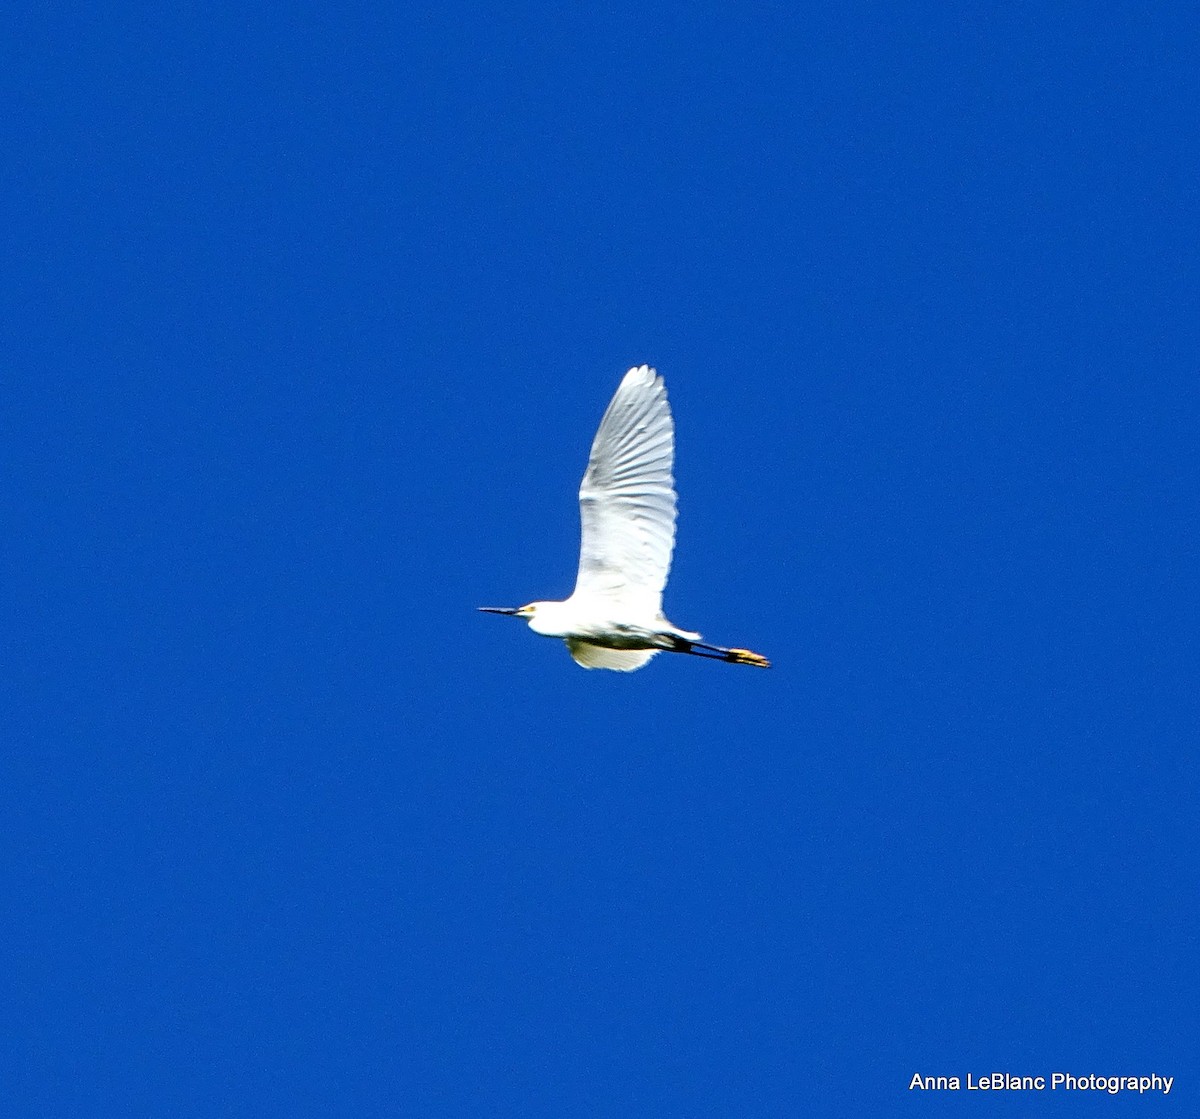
xmin=4 ymin=2 xmax=1197 ymax=1115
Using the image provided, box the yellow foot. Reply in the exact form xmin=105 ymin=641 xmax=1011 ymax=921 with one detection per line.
xmin=727 ymin=648 xmax=771 ymax=668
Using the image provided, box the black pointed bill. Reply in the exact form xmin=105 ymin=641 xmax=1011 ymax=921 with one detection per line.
xmin=478 ymin=606 xmax=521 ymax=615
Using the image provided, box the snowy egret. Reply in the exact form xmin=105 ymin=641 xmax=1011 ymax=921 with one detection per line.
xmin=479 ymin=366 xmax=770 ymax=671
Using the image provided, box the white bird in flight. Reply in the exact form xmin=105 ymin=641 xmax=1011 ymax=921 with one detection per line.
xmin=480 ymin=366 xmax=769 ymax=671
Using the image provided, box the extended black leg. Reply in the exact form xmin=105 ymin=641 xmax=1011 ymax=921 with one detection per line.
xmin=669 ymin=637 xmax=770 ymax=667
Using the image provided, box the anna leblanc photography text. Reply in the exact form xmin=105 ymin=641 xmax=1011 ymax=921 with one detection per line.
xmin=909 ymin=1072 xmax=1173 ymax=1095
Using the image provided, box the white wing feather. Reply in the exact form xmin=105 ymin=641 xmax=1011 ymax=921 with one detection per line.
xmin=566 ymin=640 xmax=658 ymax=671
xmin=573 ymin=366 xmax=677 ymax=611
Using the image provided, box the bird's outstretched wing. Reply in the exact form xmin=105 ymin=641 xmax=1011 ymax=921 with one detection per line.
xmin=574 ymin=366 xmax=676 ymax=611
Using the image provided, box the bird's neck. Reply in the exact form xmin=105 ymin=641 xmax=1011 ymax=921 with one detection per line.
xmin=526 ymin=599 xmax=572 ymax=637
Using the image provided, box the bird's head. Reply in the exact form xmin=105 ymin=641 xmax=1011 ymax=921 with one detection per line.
xmin=478 ymin=601 xmax=565 ymax=635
